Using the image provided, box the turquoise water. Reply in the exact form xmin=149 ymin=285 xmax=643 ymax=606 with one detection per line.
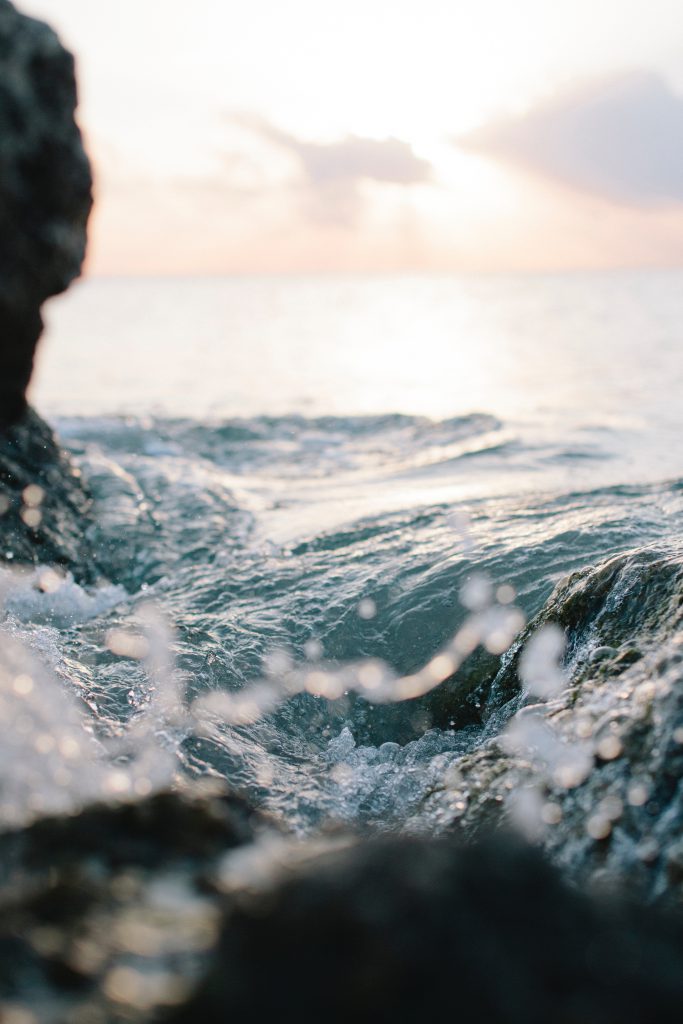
xmin=3 ymin=270 xmax=682 ymax=832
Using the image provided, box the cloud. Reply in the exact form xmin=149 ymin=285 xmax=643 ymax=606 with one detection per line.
xmin=458 ymin=72 xmax=683 ymax=206
xmin=234 ymin=116 xmax=431 ymax=225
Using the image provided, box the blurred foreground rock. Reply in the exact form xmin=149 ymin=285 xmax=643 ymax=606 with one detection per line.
xmin=172 ymin=834 xmax=683 ymax=1024
xmin=0 ymin=0 xmax=92 ymax=427
xmin=3 ymin=806 xmax=683 ymax=1024
xmin=0 ymin=786 xmax=267 ymax=1022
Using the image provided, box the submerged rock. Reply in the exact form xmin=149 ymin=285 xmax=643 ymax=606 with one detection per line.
xmin=0 ymin=0 xmax=92 ymax=427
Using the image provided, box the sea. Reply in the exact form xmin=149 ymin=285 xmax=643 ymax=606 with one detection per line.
xmin=3 ymin=269 xmax=682 ymax=835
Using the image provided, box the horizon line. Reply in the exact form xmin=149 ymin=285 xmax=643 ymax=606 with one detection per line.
xmin=76 ymin=262 xmax=683 ymax=283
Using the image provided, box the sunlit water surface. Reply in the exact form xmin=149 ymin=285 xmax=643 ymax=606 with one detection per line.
xmin=3 ymin=270 xmax=680 ymax=833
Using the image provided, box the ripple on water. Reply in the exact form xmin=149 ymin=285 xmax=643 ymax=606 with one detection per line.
xmin=1 ymin=413 xmax=681 ymax=835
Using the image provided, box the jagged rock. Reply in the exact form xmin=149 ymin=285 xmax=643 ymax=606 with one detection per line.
xmin=0 ymin=0 xmax=92 ymax=427
xmin=0 ymin=408 xmax=98 ymax=579
xmin=485 ymin=547 xmax=683 ymax=714
xmin=0 ymin=1 xmax=95 ymax=577
xmin=422 ymin=546 xmax=683 ymax=898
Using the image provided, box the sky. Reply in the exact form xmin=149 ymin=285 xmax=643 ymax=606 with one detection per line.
xmin=20 ymin=0 xmax=683 ymax=275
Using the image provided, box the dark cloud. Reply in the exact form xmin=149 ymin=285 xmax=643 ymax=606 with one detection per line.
xmin=458 ymin=72 xmax=683 ymax=205
xmin=234 ymin=116 xmax=431 ymax=225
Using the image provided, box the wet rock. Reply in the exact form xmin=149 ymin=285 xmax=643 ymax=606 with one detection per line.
xmin=485 ymin=547 xmax=683 ymax=713
xmin=170 ymin=834 xmax=683 ymax=1024
xmin=0 ymin=785 xmax=270 ymax=1021
xmin=590 ymin=644 xmax=619 ymax=663
xmin=0 ymin=0 xmax=92 ymax=427
xmin=4 ymin=807 xmax=683 ymax=1023
xmin=0 ymin=1 xmax=94 ymax=578
xmin=423 ymin=546 xmax=683 ymax=898
xmin=0 ymin=408 xmax=98 ymax=580
xmin=0 ymin=786 xmax=259 ymax=878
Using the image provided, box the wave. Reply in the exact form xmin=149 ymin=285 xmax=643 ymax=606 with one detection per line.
xmin=1 ymin=412 xmax=681 ymax=857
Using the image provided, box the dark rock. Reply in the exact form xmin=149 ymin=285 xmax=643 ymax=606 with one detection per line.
xmin=0 ymin=407 xmax=98 ymax=579
xmin=422 ymin=546 xmax=683 ymax=897
xmin=485 ymin=547 xmax=683 ymax=714
xmin=0 ymin=1 xmax=95 ymax=577
xmin=0 ymin=785 xmax=271 ymax=1021
xmin=0 ymin=0 xmax=92 ymax=427
xmin=0 ymin=786 xmax=260 ymax=880
xmin=5 ymin=810 xmax=683 ymax=1024
xmin=170 ymin=834 xmax=683 ymax=1024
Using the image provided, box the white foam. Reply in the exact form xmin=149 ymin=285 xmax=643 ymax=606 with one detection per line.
xmin=1 ymin=566 xmax=127 ymax=627
xmin=321 ymin=725 xmax=478 ymax=828
xmin=0 ymin=617 xmax=181 ymax=828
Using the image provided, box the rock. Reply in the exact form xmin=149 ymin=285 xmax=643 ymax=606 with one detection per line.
xmin=0 ymin=0 xmax=92 ymax=427
xmin=0 ymin=786 xmax=260 ymax=878
xmin=590 ymin=644 xmax=619 ymax=663
xmin=0 ymin=785 xmax=271 ymax=1021
xmin=422 ymin=546 xmax=683 ymax=898
xmin=169 ymin=834 xmax=683 ymax=1024
xmin=4 ymin=812 xmax=683 ymax=1023
xmin=0 ymin=407 xmax=98 ymax=580
xmin=0 ymin=1 xmax=95 ymax=578
xmin=485 ymin=547 xmax=683 ymax=714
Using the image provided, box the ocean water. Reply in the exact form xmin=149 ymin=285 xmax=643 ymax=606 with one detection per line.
xmin=4 ymin=270 xmax=683 ymax=834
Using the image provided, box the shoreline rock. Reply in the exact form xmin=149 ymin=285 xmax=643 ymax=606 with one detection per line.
xmin=0 ymin=408 xmax=99 ymax=581
xmin=0 ymin=0 xmax=91 ymax=428
xmin=420 ymin=545 xmax=683 ymax=900
xmin=0 ymin=0 xmax=94 ymax=577
xmin=3 ymin=796 xmax=683 ymax=1024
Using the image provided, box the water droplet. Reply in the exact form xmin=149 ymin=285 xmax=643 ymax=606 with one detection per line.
xmin=22 ymin=484 xmax=44 ymax=507
xmin=357 ymin=598 xmax=377 ymax=620
xmin=586 ymin=814 xmax=612 ymax=840
xmin=627 ymin=782 xmax=649 ymax=806
xmin=20 ymin=507 xmax=41 ymax=528
xmin=304 ymin=638 xmax=323 ymax=661
xmin=12 ymin=675 xmax=34 ymax=697
xmin=596 ymin=735 xmax=623 ymax=761
xmin=459 ymin=574 xmax=492 ymax=612
xmin=541 ymin=802 xmax=563 ymax=825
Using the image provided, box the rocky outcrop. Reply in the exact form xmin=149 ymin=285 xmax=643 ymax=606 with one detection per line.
xmin=422 ymin=546 xmax=683 ymax=898
xmin=0 ymin=0 xmax=92 ymax=427
xmin=0 ymin=0 xmax=94 ymax=575
xmin=0 ymin=785 xmax=268 ymax=1021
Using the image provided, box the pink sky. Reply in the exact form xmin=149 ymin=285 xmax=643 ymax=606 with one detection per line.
xmin=21 ymin=0 xmax=683 ymax=275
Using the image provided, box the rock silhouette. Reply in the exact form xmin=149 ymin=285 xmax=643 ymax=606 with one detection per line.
xmin=0 ymin=0 xmax=94 ymax=574
xmin=0 ymin=0 xmax=91 ymax=427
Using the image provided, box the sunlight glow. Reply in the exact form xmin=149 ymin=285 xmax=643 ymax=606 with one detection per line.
xmin=18 ymin=0 xmax=683 ymax=273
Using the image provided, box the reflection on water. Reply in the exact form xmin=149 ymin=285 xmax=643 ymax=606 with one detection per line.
xmin=35 ymin=271 xmax=683 ymax=427
xmin=8 ymin=269 xmax=683 ymax=837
